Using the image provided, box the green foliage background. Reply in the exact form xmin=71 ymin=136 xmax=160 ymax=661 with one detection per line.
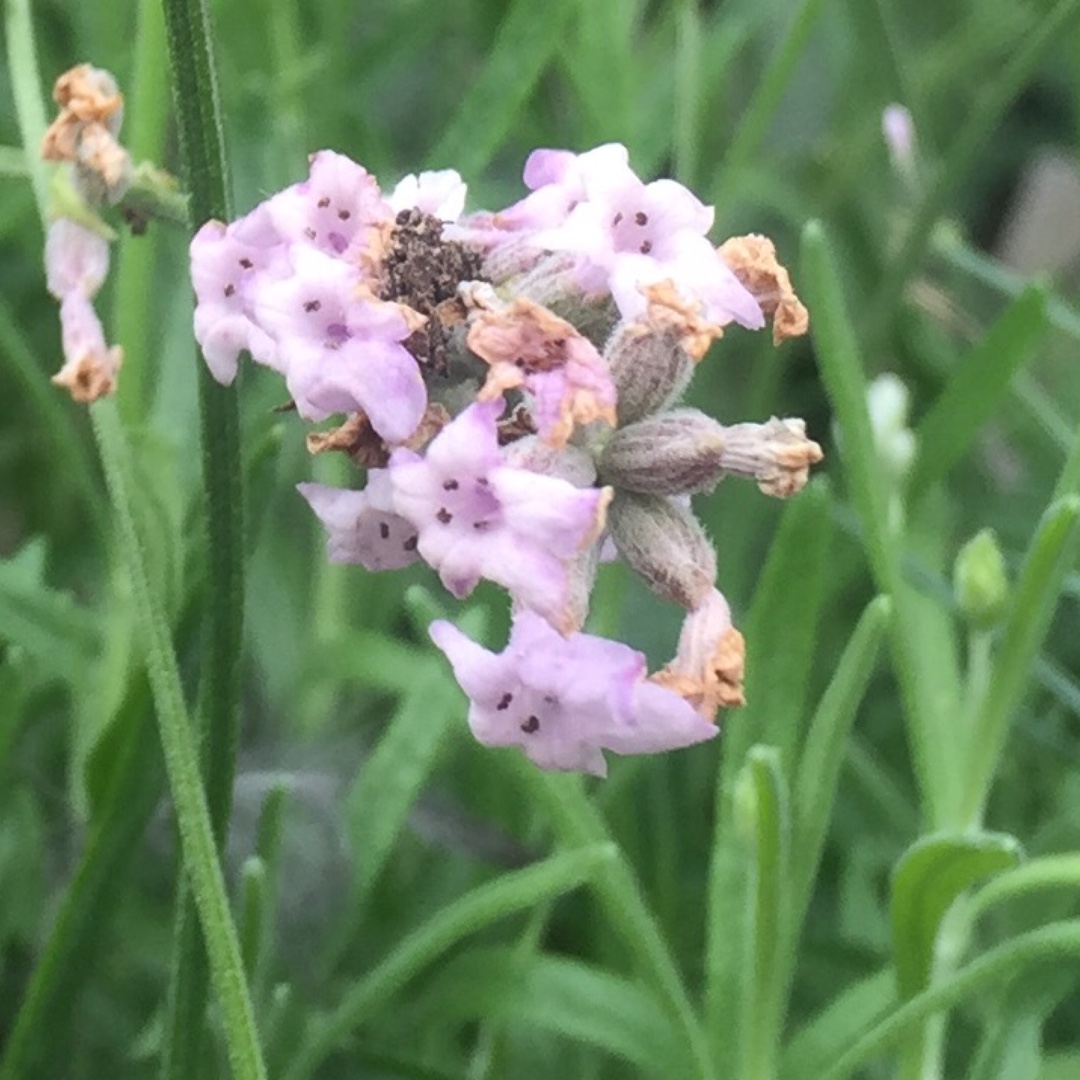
xmin=3 ymin=0 xmax=1080 ymax=1078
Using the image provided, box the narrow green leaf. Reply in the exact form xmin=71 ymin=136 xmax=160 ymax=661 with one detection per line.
xmin=418 ymin=946 xmax=685 ymax=1077
xmin=813 ymin=920 xmax=1080 ymax=1080
xmin=965 ymin=1007 xmax=1042 ymax=1080
xmin=345 ymin=663 xmax=456 ymax=901
xmin=0 ymin=555 xmax=99 ymax=684
xmin=429 ymin=0 xmax=575 ymax=177
xmin=801 ymin=221 xmax=895 ymax=584
xmin=320 ymin=663 xmax=462 ymax=970
xmin=283 ymin=845 xmax=616 ymax=1080
xmin=711 ymin=0 xmax=829 ymax=209
xmin=802 ymin=220 xmax=961 ymax=826
xmin=239 ymin=857 xmax=268 ymax=980
xmin=521 ymin=767 xmax=714 ymax=1080
xmin=4 ymin=0 xmax=50 ymax=216
xmin=908 ymin=286 xmax=1049 ymax=502
xmin=791 ymin=596 xmax=890 ymax=920
xmin=968 ymin=855 xmax=1080 ymax=924
xmin=962 ymin=497 xmax=1080 ymax=823
xmin=0 ymin=691 xmax=162 ymax=1080
xmin=890 ymin=831 xmax=1023 ymax=1000
xmin=932 ymin=228 xmax=1080 ymax=348
xmin=781 ymin=968 xmax=894 ymax=1080
xmin=734 ymin=747 xmax=790 ymax=1080
xmin=728 ymin=477 xmax=833 ymax=777
xmin=703 ymin=481 xmax=831 ymax=1072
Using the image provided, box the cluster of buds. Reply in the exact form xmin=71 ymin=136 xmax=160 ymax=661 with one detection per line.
xmin=191 ymin=143 xmax=822 ymax=776
xmin=41 ymin=64 xmax=129 ymax=402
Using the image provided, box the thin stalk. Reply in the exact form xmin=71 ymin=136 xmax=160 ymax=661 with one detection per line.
xmin=92 ymin=398 xmax=265 ymax=1080
xmin=156 ymin=0 xmax=248 ymax=1072
xmin=5 ymin=0 xmax=50 ymax=217
xmin=114 ymin=0 xmax=170 ymax=422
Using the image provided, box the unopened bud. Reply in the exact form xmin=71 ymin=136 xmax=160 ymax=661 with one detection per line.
xmin=715 ymin=417 xmax=823 ymax=498
xmin=604 ymin=321 xmax=694 ymax=425
xmin=502 ymin=436 xmax=598 ymax=487
xmin=42 ymin=64 xmax=132 ymax=205
xmin=607 ymin=492 xmax=715 ymax=609
xmin=513 ymin=252 xmax=618 ymax=343
xmin=867 ymin=372 xmax=916 ymax=480
xmin=882 ymin=104 xmax=917 ymax=185
xmin=651 ymin=587 xmax=746 ymax=719
xmin=599 ymin=409 xmax=726 ymax=495
xmin=953 ymin=529 xmax=1009 ymax=630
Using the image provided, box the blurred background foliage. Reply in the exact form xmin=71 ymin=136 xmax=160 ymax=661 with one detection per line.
xmin=3 ymin=0 xmax=1080 ymax=1077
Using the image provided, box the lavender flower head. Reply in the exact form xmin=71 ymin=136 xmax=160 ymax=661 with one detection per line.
xmin=191 ymin=141 xmax=823 ymax=774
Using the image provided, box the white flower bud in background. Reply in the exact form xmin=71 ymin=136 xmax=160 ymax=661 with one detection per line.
xmin=867 ymin=372 xmax=916 ymax=481
xmin=882 ymin=104 xmax=918 ymax=190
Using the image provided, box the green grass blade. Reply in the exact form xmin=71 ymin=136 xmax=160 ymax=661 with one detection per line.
xmin=891 ymin=832 xmax=1023 ymax=1001
xmin=428 ymin=0 xmax=575 ymax=177
xmin=345 ymin=665 xmax=454 ymax=897
xmin=522 ymin=767 xmax=715 ymax=1080
xmin=0 ymin=695 xmax=161 ymax=1080
xmin=969 ymin=856 xmax=1080 ymax=924
xmin=734 ymin=747 xmax=790 ymax=1080
xmin=711 ymin=0 xmax=829 ymax=210
xmin=704 ymin=480 xmax=831 ymax=1072
xmin=282 ymin=845 xmax=616 ymax=1080
xmin=790 ymin=595 xmax=891 ymax=921
xmin=418 ymin=946 xmax=686 ymax=1077
xmin=813 ymin=921 xmax=1080 ymax=1080
xmin=781 ymin=968 xmax=894 ymax=1080
xmin=908 ymin=286 xmax=1049 ymax=503
xmin=802 ymin=219 xmax=962 ymax=827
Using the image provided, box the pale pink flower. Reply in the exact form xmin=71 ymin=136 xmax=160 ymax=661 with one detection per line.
xmin=430 ymin=610 xmax=717 ymax=776
xmin=389 ymin=399 xmax=610 ymax=631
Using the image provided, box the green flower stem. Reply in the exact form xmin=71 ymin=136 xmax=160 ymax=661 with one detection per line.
xmin=802 ymin=220 xmax=961 ymax=828
xmin=5 ymin=0 xmax=50 ymax=218
xmin=114 ymin=0 xmax=170 ymax=423
xmin=813 ymin=921 xmax=1080 ymax=1080
xmin=92 ymin=399 xmax=264 ymax=1080
xmin=157 ymin=0 xmax=248 ymax=1072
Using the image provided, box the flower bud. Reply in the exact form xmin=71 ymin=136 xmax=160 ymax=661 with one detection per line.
xmin=599 ymin=409 xmax=726 ymax=495
xmin=953 ymin=529 xmax=1009 ymax=630
xmin=882 ymin=104 xmax=918 ymax=186
xmin=512 ymin=252 xmax=618 ymax=343
xmin=503 ymin=436 xmax=598 ymax=486
xmin=603 ymin=320 xmax=694 ymax=425
xmin=867 ymin=372 xmax=916 ymax=481
xmin=712 ymin=417 xmax=823 ymax=498
xmin=651 ymin=588 xmax=746 ymax=718
xmin=607 ymin=492 xmax=715 ymax=609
